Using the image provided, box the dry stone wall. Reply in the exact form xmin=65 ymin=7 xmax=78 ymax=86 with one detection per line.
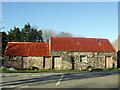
xmin=4 ymin=56 xmax=52 ymax=70
xmin=27 ymin=57 xmax=43 ymax=70
xmin=51 ymin=51 xmax=117 ymax=70
xmin=26 ymin=57 xmax=52 ymax=70
xmin=4 ymin=56 xmax=23 ymax=69
xmin=4 ymin=51 xmax=117 ymax=70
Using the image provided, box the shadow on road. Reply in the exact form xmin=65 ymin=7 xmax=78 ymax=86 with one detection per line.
xmin=1 ymin=71 xmax=119 ymax=88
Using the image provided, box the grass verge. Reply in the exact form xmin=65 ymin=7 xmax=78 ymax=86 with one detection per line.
xmin=1 ymin=69 xmax=83 ymax=73
xmin=0 ymin=68 xmax=119 ymax=73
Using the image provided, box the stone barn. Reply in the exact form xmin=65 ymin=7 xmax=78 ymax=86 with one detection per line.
xmin=4 ymin=37 xmax=117 ymax=70
xmin=4 ymin=42 xmax=51 ymax=70
xmin=50 ymin=37 xmax=117 ymax=70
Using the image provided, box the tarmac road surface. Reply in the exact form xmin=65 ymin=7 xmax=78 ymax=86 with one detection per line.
xmin=0 ymin=71 xmax=119 ymax=89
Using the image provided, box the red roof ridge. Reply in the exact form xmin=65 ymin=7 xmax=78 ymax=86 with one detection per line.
xmin=50 ymin=37 xmax=108 ymax=40
xmin=51 ymin=37 xmax=116 ymax=52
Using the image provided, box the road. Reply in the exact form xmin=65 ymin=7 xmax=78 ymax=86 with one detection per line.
xmin=0 ymin=71 xmax=119 ymax=89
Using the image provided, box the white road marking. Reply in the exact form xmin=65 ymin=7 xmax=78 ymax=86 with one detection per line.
xmin=3 ymin=85 xmax=29 ymax=88
xmin=56 ymin=81 xmax=60 ymax=86
xmin=56 ymin=74 xmax=64 ymax=86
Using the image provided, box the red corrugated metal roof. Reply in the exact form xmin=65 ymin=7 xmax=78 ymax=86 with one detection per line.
xmin=50 ymin=37 xmax=116 ymax=52
xmin=4 ymin=42 xmax=50 ymax=57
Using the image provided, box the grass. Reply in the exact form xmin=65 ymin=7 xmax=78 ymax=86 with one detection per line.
xmin=1 ymin=69 xmax=82 ymax=73
xmin=0 ymin=68 xmax=119 ymax=73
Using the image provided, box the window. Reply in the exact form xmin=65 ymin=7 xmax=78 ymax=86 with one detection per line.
xmin=97 ymin=40 xmax=101 ymax=44
xmin=80 ymin=55 xmax=87 ymax=62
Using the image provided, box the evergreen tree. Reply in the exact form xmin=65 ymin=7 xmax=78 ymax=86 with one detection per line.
xmin=7 ymin=27 xmax=22 ymax=42
xmin=2 ymin=32 xmax=8 ymax=54
xmin=21 ymin=23 xmax=43 ymax=42
xmin=2 ymin=23 xmax=44 ymax=55
xmin=21 ymin=23 xmax=31 ymax=42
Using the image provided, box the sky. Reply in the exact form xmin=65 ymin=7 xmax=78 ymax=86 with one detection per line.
xmin=2 ymin=2 xmax=118 ymax=43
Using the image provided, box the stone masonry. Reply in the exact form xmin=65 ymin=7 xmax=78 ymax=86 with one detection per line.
xmin=4 ymin=56 xmax=52 ymax=70
xmin=4 ymin=51 xmax=117 ymax=70
xmin=4 ymin=56 xmax=23 ymax=69
xmin=51 ymin=51 xmax=117 ymax=70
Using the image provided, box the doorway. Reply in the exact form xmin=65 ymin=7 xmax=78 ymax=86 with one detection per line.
xmin=22 ymin=57 xmax=28 ymax=69
xmin=71 ymin=56 xmax=74 ymax=69
xmin=43 ymin=57 xmax=45 ymax=68
xmin=105 ymin=56 xmax=112 ymax=68
xmin=52 ymin=56 xmax=61 ymax=70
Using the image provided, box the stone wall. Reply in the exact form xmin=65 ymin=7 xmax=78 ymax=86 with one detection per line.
xmin=4 ymin=51 xmax=117 ymax=70
xmin=4 ymin=56 xmax=23 ymax=69
xmin=59 ymin=55 xmax=72 ymax=70
xmin=4 ymin=56 xmax=52 ymax=70
xmin=26 ymin=57 xmax=43 ymax=70
xmin=51 ymin=51 xmax=117 ymax=70
xmin=27 ymin=56 xmax=52 ymax=70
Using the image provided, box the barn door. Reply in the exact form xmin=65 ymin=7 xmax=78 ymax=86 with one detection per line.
xmin=53 ymin=56 xmax=61 ymax=70
xmin=22 ymin=57 xmax=28 ymax=69
xmin=105 ymin=56 xmax=112 ymax=68
xmin=44 ymin=57 xmax=51 ymax=69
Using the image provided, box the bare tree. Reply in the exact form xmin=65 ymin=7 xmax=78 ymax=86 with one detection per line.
xmin=57 ymin=31 xmax=73 ymax=37
xmin=43 ymin=30 xmax=73 ymax=42
xmin=43 ymin=29 xmax=57 ymax=42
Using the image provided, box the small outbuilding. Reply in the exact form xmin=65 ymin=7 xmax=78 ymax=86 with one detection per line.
xmin=4 ymin=42 xmax=51 ymax=70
